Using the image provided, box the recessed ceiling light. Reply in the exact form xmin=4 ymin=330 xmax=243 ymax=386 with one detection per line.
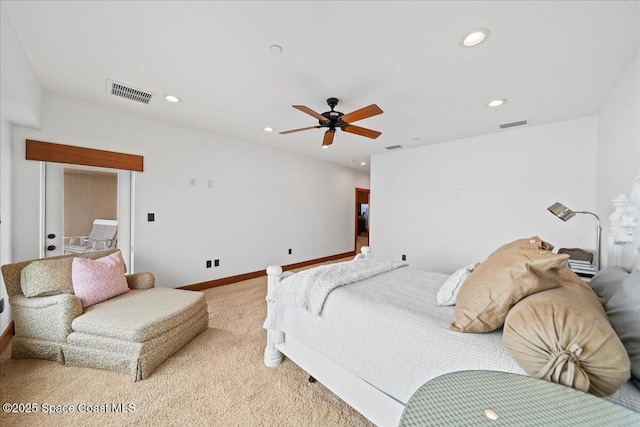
xmin=461 ymin=28 xmax=490 ymax=47
xmin=270 ymin=44 xmax=283 ymax=54
xmin=321 ymin=145 xmax=329 ymax=149
xmin=264 ymin=126 xmax=274 ymax=132
xmin=488 ymin=99 xmax=507 ymax=107
xmin=164 ymin=95 xmax=181 ymax=103
xmin=361 ymin=162 xmax=367 ymax=166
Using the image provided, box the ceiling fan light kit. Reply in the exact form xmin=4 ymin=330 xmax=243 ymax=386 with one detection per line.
xmin=280 ymin=98 xmax=383 ymax=147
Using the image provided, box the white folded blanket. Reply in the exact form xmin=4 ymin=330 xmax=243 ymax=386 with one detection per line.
xmin=272 ymin=258 xmax=408 ymax=315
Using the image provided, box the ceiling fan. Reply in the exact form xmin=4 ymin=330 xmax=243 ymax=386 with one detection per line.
xmin=280 ymin=98 xmax=383 ymax=147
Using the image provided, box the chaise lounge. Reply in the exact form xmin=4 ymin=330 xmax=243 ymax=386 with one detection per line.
xmin=2 ymin=249 xmax=208 ymax=381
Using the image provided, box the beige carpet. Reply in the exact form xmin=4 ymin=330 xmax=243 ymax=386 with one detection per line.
xmin=0 ymin=263 xmax=373 ymax=427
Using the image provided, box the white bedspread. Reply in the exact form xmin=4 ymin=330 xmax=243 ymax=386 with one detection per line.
xmin=268 ymin=266 xmax=640 ymax=411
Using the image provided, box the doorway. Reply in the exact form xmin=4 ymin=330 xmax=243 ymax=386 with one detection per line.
xmin=355 ymin=188 xmax=370 ymax=253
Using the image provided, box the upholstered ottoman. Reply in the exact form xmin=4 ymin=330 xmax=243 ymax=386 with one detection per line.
xmin=63 ymin=287 xmax=208 ymax=381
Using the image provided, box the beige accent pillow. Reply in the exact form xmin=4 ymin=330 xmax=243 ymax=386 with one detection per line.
xmin=20 ymin=257 xmax=75 ymax=297
xmin=503 ymin=268 xmax=630 ymax=396
xmin=491 ymin=236 xmax=555 ymax=253
xmin=451 ymin=237 xmax=568 ymax=333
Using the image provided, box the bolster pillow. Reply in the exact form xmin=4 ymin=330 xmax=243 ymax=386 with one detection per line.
xmin=503 ymin=268 xmax=630 ymax=396
xmin=451 ymin=237 xmax=567 ymax=333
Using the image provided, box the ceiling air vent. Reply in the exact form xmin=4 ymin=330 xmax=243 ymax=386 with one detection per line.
xmin=107 ymin=79 xmax=156 ymax=105
xmin=385 ymin=145 xmax=403 ymax=150
xmin=499 ymin=120 xmax=528 ymax=129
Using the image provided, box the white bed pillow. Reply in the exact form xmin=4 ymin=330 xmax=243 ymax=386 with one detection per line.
xmin=436 ymin=263 xmax=477 ymax=306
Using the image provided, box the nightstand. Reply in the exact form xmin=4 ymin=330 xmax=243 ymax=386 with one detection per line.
xmin=399 ymin=370 xmax=639 ymax=426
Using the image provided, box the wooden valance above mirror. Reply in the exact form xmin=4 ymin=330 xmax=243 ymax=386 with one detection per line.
xmin=25 ymin=139 xmax=143 ymax=172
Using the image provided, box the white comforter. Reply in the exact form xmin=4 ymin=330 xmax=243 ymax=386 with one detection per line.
xmin=268 ymin=265 xmax=640 ymax=411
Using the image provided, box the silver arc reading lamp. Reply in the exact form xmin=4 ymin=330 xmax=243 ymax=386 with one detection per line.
xmin=547 ymin=202 xmax=601 ymax=271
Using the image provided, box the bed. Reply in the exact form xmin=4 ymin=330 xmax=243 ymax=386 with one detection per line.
xmin=263 ymin=195 xmax=640 ymax=426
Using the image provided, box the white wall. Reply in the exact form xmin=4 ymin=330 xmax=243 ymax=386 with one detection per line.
xmin=0 ymin=4 xmax=42 ymax=337
xmin=0 ymin=119 xmax=14 ymax=337
xmin=11 ymin=94 xmax=369 ymax=288
xmin=370 ymin=117 xmax=598 ymax=274
xmin=0 ymin=5 xmax=42 ymax=128
xmin=596 ymin=50 xmax=640 ymax=267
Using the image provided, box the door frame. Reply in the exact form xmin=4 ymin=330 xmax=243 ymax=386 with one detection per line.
xmin=354 ymin=187 xmax=370 ymax=252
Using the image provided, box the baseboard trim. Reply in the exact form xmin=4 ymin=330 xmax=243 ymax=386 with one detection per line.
xmin=0 ymin=322 xmax=15 ymax=354
xmin=180 ymin=250 xmax=356 ymax=291
xmin=281 ymin=250 xmax=356 ymax=271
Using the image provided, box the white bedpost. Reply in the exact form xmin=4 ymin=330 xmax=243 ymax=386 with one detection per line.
xmin=354 ymin=246 xmax=371 ymax=260
xmin=264 ymin=265 xmax=284 ymax=367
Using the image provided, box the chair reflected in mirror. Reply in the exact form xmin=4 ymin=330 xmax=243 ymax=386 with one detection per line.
xmin=64 ymin=219 xmax=118 ymax=254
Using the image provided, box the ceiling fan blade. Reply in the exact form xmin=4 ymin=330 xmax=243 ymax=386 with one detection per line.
xmin=322 ymin=130 xmax=336 ymax=146
xmin=340 ymin=104 xmax=383 ymax=124
xmin=342 ymin=124 xmax=381 ymax=139
xmin=293 ymin=105 xmax=327 ymax=121
xmin=279 ymin=126 xmax=321 ymax=135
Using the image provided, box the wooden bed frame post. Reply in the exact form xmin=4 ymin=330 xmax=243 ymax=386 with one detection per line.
xmin=264 ymin=265 xmax=284 ymax=367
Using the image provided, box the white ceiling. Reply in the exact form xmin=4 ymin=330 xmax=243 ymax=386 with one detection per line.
xmin=2 ymin=1 xmax=639 ymax=171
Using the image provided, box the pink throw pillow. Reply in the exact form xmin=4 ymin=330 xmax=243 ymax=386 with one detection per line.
xmin=72 ymin=252 xmax=129 ymax=307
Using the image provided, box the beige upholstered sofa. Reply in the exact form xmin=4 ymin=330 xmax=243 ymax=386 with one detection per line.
xmin=1 ymin=249 xmax=208 ymax=381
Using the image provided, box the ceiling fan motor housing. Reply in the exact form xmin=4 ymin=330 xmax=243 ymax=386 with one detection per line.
xmin=320 ymin=111 xmax=344 ymax=127
xmin=321 ymin=97 xmax=343 ymax=129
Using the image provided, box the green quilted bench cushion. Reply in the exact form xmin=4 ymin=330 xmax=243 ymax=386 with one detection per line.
xmin=71 ymin=288 xmax=206 ymax=342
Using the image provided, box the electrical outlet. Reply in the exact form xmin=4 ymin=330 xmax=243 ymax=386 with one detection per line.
xmin=214 ymin=259 xmax=220 ymax=267
xmin=402 ymin=254 xmax=406 ymax=261
xmin=288 ymin=249 xmax=292 ymax=255
xmin=206 ymin=260 xmax=212 ymax=268
xmin=190 ymin=178 xmax=197 ymax=186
